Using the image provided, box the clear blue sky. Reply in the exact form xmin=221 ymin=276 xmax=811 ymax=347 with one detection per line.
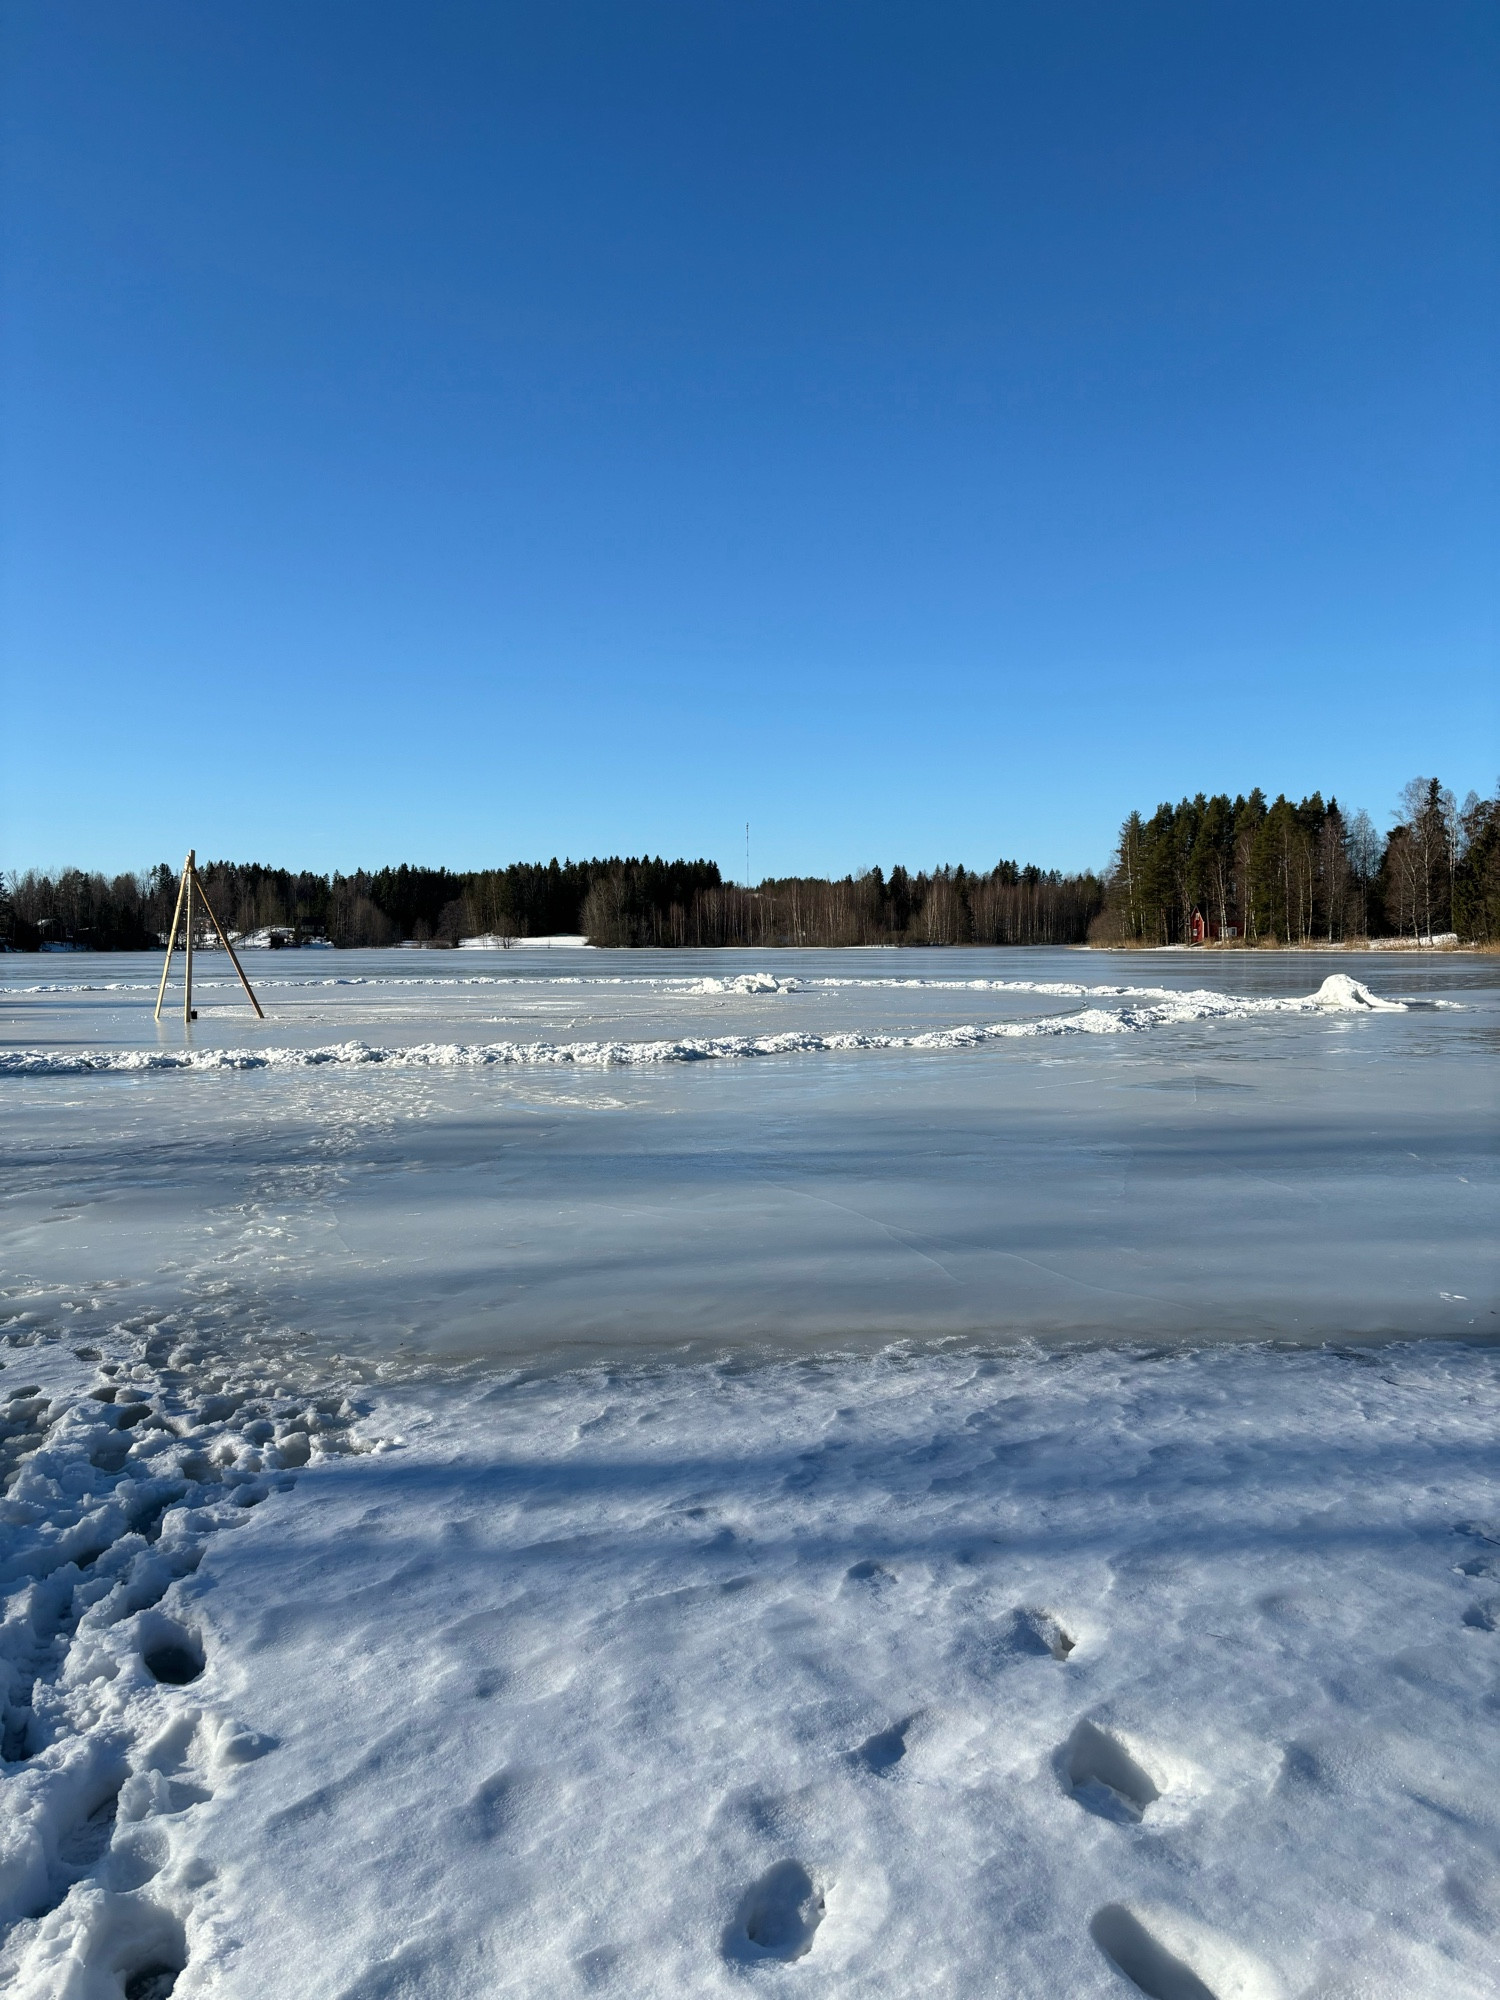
xmin=3 ymin=1 xmax=1495 ymax=882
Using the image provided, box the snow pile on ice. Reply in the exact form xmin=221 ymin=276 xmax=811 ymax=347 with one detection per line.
xmin=1308 ymin=973 xmax=1406 ymax=1012
xmin=0 ymin=975 xmax=1415 ymax=1076
xmin=2 ymin=1331 xmax=1498 ymax=1998
xmin=686 ymin=971 xmax=805 ymax=995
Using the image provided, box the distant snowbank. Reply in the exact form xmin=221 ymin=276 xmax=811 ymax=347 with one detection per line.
xmin=1100 ymin=936 xmax=1473 ymax=953
xmin=227 ymin=931 xmax=333 ymax=949
xmin=457 ymin=933 xmax=591 ymax=950
xmin=1366 ymin=933 xmax=1461 ymax=950
xmin=0 ymin=976 xmax=1410 ymax=1076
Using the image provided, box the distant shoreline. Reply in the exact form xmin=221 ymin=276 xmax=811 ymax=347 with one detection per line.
xmin=1088 ymin=935 xmax=1484 ymax=954
xmin=8 ymin=934 xmax=1490 ymax=958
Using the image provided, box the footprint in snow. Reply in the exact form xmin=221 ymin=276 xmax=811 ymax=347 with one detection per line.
xmin=55 ymin=1769 xmax=127 ymax=1871
xmin=142 ymin=1617 xmax=206 ymax=1686
xmin=842 ymin=1558 xmax=896 ymax=1592
xmin=1062 ymin=1720 xmax=1160 ymax=1823
xmin=851 ymin=1715 xmax=917 ymax=1775
xmin=1000 ymin=1607 xmax=1074 ymax=1660
xmin=723 ymin=1861 xmax=826 ymax=1963
xmin=1090 ymin=1902 xmax=1283 ymax=2000
xmin=125 ymin=1969 xmax=180 ymax=2000
xmin=104 ymin=1903 xmax=188 ymax=2000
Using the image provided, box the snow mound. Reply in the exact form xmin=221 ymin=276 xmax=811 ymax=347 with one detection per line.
xmin=688 ymin=971 xmax=803 ymax=995
xmin=1309 ymin=974 xmax=1406 ymax=1012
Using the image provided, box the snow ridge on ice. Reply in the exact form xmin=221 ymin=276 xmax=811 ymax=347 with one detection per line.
xmin=0 ymin=970 xmax=1414 ymax=1004
xmin=0 ymin=975 xmax=1409 ymax=1075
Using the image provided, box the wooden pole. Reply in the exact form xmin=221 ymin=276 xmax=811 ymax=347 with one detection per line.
xmin=183 ymin=850 xmax=195 ymax=1027
xmin=153 ymin=852 xmax=191 ymax=1021
xmin=156 ymin=847 xmax=265 ymax=1026
xmin=194 ymin=872 xmax=264 ymax=1018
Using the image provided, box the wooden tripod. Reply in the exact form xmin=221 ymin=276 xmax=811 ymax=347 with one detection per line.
xmin=153 ymin=849 xmax=265 ymax=1024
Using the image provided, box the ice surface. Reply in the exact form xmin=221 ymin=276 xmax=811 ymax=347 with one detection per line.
xmin=1 ymin=946 xmax=1497 ymax=1996
xmin=2 ymin=1329 xmax=1499 ymax=1997
xmin=2 ymin=947 xmax=1493 ymax=1360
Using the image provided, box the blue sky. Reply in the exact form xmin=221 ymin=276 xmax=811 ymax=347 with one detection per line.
xmin=3 ymin=1 xmax=1495 ymax=882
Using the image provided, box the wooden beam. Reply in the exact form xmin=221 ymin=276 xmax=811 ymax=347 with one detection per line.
xmin=184 ymin=850 xmax=195 ymax=1027
xmin=193 ymin=872 xmax=265 ymax=1018
xmin=153 ymin=852 xmax=191 ymax=1021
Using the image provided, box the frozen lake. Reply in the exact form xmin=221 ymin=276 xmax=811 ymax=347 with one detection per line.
xmin=2 ymin=946 xmax=1494 ymax=1363
xmin=2 ymin=946 xmax=1498 ymax=1999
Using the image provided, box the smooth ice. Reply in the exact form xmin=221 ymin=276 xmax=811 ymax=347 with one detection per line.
xmin=2 ymin=947 xmax=1494 ymax=1361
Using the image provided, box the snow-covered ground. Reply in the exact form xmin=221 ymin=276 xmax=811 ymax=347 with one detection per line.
xmin=1366 ymin=935 xmax=1462 ymax=950
xmin=1 ymin=946 xmax=1496 ymax=1997
xmin=2 ymin=1327 xmax=1500 ymax=1998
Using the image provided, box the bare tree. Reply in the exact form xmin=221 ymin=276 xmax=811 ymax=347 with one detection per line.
xmin=1344 ymin=810 xmax=1379 ymax=938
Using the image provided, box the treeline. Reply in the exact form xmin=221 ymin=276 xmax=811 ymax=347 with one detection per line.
xmin=595 ymin=863 xmax=1105 ymax=949
xmin=0 ymin=852 xmax=1104 ymax=949
xmin=0 ymin=856 xmax=720 ymax=951
xmin=12 ymin=778 xmax=1492 ymax=951
xmin=1096 ymin=777 xmax=1500 ymax=945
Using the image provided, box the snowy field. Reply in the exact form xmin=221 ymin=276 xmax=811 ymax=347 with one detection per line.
xmin=1 ymin=947 xmax=1497 ymax=1998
